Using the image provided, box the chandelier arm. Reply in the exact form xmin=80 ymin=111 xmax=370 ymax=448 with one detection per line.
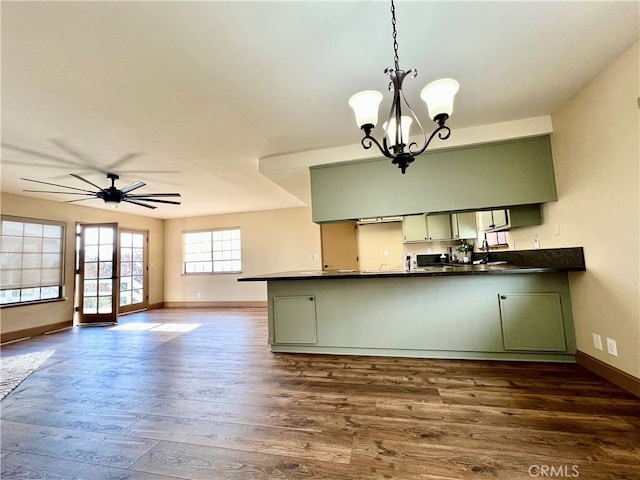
xmin=412 ymin=125 xmax=452 ymax=157
xmin=361 ymin=134 xmax=395 ymax=159
xmin=399 ymin=86 xmax=428 ymax=156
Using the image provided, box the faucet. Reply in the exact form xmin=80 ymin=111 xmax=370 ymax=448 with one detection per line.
xmin=481 ymin=235 xmax=490 ymax=263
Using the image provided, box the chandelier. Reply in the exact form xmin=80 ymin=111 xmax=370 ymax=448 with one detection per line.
xmin=348 ymin=0 xmax=459 ymax=174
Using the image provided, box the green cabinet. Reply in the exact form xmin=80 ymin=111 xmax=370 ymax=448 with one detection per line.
xmin=426 ymin=214 xmax=452 ymax=241
xmin=403 ymin=213 xmax=452 ymax=242
xmin=451 ymin=212 xmax=478 ymax=240
xmin=402 ymin=214 xmax=428 ymax=242
xmin=481 ymin=205 xmax=542 ymax=232
xmin=311 ymin=136 xmax=557 ymax=223
xmin=273 ymin=296 xmax=317 ymax=344
xmin=499 ymin=293 xmax=566 ymax=351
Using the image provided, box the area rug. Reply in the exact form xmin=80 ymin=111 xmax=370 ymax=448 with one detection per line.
xmin=0 ymin=350 xmax=55 ymax=401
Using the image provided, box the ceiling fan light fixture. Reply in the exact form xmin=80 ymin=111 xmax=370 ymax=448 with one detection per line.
xmin=348 ymin=0 xmax=459 ymax=174
xmin=21 ymin=173 xmax=181 ymax=210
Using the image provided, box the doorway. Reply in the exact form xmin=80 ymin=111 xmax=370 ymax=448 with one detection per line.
xmin=75 ymin=223 xmax=148 ymax=324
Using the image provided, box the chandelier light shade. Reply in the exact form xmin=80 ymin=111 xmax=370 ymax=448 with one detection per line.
xmin=348 ymin=91 xmax=384 ymax=128
xmin=348 ymin=0 xmax=459 ymax=174
xmin=420 ymin=79 xmax=460 ymax=120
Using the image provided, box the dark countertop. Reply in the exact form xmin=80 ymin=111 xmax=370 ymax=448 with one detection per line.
xmin=238 ymin=247 xmax=585 ymax=282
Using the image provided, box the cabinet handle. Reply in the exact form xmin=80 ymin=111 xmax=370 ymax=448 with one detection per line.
xmin=500 ymin=295 xmax=507 ymax=300
xmin=309 ymin=297 xmax=314 ymax=301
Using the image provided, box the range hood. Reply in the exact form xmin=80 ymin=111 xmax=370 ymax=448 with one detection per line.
xmin=357 ymin=216 xmax=404 ymax=224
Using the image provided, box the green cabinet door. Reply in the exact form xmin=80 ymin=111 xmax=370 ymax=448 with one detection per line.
xmin=452 ymin=212 xmax=478 ymax=240
xmin=499 ymin=293 xmax=566 ymax=351
xmin=426 ymin=214 xmax=452 ymax=240
xmin=402 ymin=214 xmax=428 ymax=242
xmin=273 ymin=296 xmax=317 ymax=344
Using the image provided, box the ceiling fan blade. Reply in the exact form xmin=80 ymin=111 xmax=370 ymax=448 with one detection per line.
xmin=126 ymin=193 xmax=181 ymax=198
xmin=21 ymin=177 xmax=96 ymax=193
xmin=122 ymin=199 xmax=157 ymax=209
xmin=116 ymin=170 xmax=180 ymax=175
xmin=120 ymin=181 xmax=146 ymax=194
xmin=70 ymin=173 xmax=106 ymax=192
xmin=64 ymin=198 xmax=97 ymax=204
xmin=126 ymin=198 xmax=181 ymax=205
xmin=23 ymin=189 xmax=95 ymax=196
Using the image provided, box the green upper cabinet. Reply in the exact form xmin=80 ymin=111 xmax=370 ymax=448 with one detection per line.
xmin=426 ymin=214 xmax=452 ymax=241
xmin=402 ymin=214 xmax=428 ymax=242
xmin=481 ymin=205 xmax=542 ymax=232
xmin=451 ymin=212 xmax=478 ymax=240
xmin=310 ymin=136 xmax=557 ymax=223
xmin=402 ymin=213 xmax=453 ymax=243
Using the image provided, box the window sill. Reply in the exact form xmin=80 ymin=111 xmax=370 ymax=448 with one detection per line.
xmin=181 ymin=271 xmax=243 ymax=276
xmin=0 ymin=297 xmax=69 ymax=309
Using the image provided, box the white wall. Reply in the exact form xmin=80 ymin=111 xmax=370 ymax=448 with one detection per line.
xmin=163 ymin=207 xmax=321 ymax=303
xmin=510 ymin=41 xmax=640 ymax=378
xmin=0 ymin=193 xmax=165 ymax=335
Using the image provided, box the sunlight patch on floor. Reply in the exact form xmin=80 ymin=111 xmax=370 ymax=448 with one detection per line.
xmin=110 ymin=323 xmax=201 ymax=332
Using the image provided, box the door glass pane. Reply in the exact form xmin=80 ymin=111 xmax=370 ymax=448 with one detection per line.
xmin=83 ymin=297 xmax=97 ymax=314
xmin=85 ymin=262 xmax=98 ymax=279
xmin=99 ymin=261 xmax=113 ymax=278
xmin=84 ymin=280 xmax=98 ymax=295
xmin=98 ymin=296 xmax=112 ymax=313
xmin=85 ymin=245 xmax=99 ymax=262
xmin=132 ymin=289 xmax=143 ymax=303
xmin=121 ymin=232 xmax=132 ymax=247
xmin=121 ymin=291 xmax=132 ymax=306
xmin=98 ymin=279 xmax=112 ymax=295
xmin=99 ymin=244 xmax=113 ymax=261
xmin=99 ymin=228 xmax=113 ymax=244
xmin=85 ymin=228 xmax=99 ymax=245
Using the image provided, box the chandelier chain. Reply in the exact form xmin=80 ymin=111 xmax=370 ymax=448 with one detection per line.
xmin=391 ymin=0 xmax=400 ymax=70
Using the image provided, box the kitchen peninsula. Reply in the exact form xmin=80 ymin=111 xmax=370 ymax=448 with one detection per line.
xmin=239 ymin=247 xmax=585 ymax=362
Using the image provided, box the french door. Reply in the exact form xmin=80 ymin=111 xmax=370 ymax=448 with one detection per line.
xmin=76 ymin=224 xmax=148 ymax=324
xmin=77 ymin=223 xmax=118 ymax=324
xmin=118 ymin=229 xmax=148 ymax=314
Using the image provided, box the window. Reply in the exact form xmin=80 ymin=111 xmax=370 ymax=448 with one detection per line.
xmin=0 ymin=216 xmax=65 ymax=306
xmin=183 ymin=228 xmax=241 ymax=274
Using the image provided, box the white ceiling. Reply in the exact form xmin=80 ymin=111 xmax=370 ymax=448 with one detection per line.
xmin=1 ymin=1 xmax=638 ymax=219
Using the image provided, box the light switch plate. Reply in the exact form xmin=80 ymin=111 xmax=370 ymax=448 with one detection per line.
xmin=592 ymin=333 xmax=603 ymax=351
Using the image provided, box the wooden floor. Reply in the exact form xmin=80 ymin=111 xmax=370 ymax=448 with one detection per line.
xmin=1 ymin=308 xmax=639 ymax=480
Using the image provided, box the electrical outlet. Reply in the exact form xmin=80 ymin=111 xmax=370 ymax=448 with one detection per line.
xmin=592 ymin=333 xmax=603 ymax=351
xmin=606 ymin=337 xmax=618 ymax=357
xmin=383 ymin=249 xmax=389 ymax=257
xmin=532 ymin=234 xmax=540 ymax=249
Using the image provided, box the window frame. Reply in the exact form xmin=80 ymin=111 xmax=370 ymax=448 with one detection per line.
xmin=0 ymin=215 xmax=67 ymax=308
xmin=182 ymin=227 xmax=242 ymax=275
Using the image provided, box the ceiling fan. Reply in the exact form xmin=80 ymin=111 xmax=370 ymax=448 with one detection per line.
xmin=21 ymin=173 xmax=181 ymax=209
